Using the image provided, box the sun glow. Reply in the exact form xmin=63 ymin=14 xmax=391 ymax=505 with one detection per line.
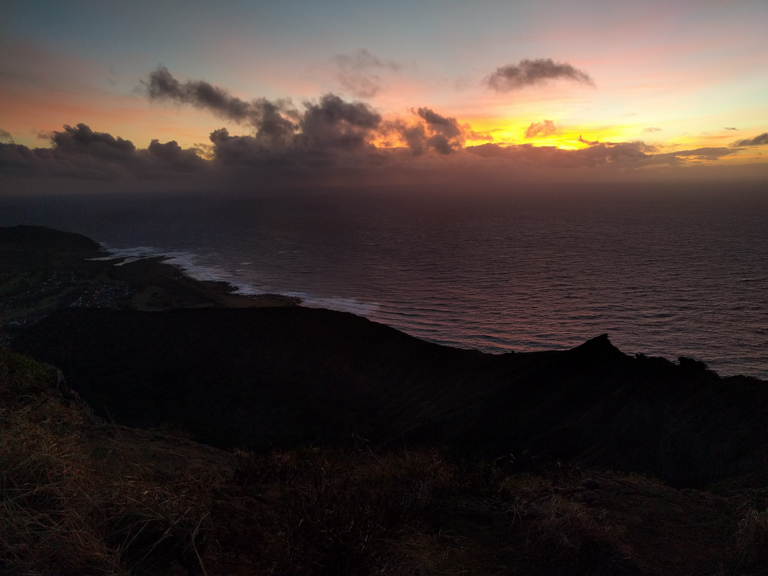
xmin=462 ymin=118 xmax=639 ymax=151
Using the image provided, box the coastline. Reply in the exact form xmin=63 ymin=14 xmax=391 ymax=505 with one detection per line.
xmin=0 ymin=225 xmax=300 ymax=345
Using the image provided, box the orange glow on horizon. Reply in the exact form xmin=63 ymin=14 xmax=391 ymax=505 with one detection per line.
xmin=461 ymin=116 xmax=640 ymax=151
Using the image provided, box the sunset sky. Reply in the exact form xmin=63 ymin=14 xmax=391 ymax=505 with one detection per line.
xmin=1 ymin=0 xmax=767 ymax=190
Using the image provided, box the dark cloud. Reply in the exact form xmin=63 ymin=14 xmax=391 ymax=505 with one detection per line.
xmin=388 ymin=108 xmax=466 ymax=156
xmin=578 ymin=135 xmax=599 ymax=146
xmin=724 ymin=127 xmax=738 ymax=131
xmin=332 ymin=49 xmax=401 ymax=98
xmin=0 ymin=128 xmax=14 ymax=144
xmin=417 ymin=108 xmax=462 ymax=139
xmin=299 ymin=94 xmax=382 ymax=150
xmin=486 ymin=59 xmax=594 ymax=92
xmin=145 ymin=66 xmax=250 ymax=120
xmin=525 ymin=120 xmax=558 ymax=138
xmin=390 ymin=122 xmax=427 ymax=156
xmin=143 ymin=68 xmax=477 ymax=164
xmin=147 ymin=139 xmax=207 ymax=172
xmin=144 ymin=67 xmax=299 ymax=146
xmin=190 ymin=94 xmax=385 ymax=177
xmin=670 ymin=147 xmax=735 ymax=160
xmin=145 ymin=67 xmax=386 ymax=151
xmin=251 ymin=98 xmax=301 ymax=147
xmin=644 ymin=127 xmax=661 ymax=133
xmin=732 ymin=133 xmax=768 ymax=147
xmin=52 ymin=123 xmax=135 ymax=158
xmin=205 ymin=129 xmax=266 ymax=168
xmin=426 ymin=135 xmax=453 ymax=155
xmin=0 ymin=123 xmax=205 ymax=180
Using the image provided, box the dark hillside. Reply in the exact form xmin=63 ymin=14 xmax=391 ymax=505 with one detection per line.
xmin=0 ymin=224 xmax=102 ymax=253
xmin=6 ymin=348 xmax=760 ymax=576
xmin=14 ymin=306 xmax=768 ymax=488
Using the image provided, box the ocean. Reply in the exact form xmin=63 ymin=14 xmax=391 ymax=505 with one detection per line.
xmin=2 ymin=182 xmax=767 ymax=379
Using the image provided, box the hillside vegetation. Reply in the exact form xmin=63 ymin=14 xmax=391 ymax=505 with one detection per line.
xmin=4 ymin=349 xmax=768 ymax=575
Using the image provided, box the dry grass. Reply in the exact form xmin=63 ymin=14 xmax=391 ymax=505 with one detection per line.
xmin=521 ymin=493 xmax=625 ymax=572
xmin=224 ymin=446 xmax=634 ymax=575
xmin=0 ymin=348 xmax=695 ymax=575
xmin=230 ymin=446 xmax=453 ymax=575
xmin=0 ymin=349 xmax=210 ymax=576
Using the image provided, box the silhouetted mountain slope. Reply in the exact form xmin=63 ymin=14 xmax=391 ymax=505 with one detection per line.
xmin=13 ymin=307 xmax=768 ymax=487
xmin=0 ymin=224 xmax=102 ymax=252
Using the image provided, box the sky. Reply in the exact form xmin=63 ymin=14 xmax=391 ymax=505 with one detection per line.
xmin=1 ymin=0 xmax=767 ymax=192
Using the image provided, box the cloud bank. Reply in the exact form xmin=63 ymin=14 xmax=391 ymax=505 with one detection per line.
xmin=486 ymin=59 xmax=594 ymax=92
xmin=733 ymin=133 xmax=768 ymax=146
xmin=2 ymin=67 xmax=761 ymax=190
xmin=0 ymin=123 xmax=205 ymax=180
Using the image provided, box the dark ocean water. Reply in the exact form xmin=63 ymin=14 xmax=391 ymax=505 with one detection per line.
xmin=2 ymin=183 xmax=767 ymax=379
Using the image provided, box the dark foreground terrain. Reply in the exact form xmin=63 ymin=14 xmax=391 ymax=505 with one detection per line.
xmin=4 ymin=349 xmax=768 ymax=576
xmin=14 ymin=306 xmax=768 ymax=490
xmin=3 ymin=226 xmax=768 ymax=575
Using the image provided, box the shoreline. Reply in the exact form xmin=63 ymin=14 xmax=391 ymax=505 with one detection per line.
xmin=108 ymin=252 xmax=305 ymax=309
xmin=3 ymin=224 xmax=765 ymax=380
xmin=0 ymin=225 xmax=300 ymax=344
xmin=91 ymin=243 xmax=307 ymax=305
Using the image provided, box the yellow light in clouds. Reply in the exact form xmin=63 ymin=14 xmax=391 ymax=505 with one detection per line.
xmin=462 ymin=116 xmax=641 ymax=150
